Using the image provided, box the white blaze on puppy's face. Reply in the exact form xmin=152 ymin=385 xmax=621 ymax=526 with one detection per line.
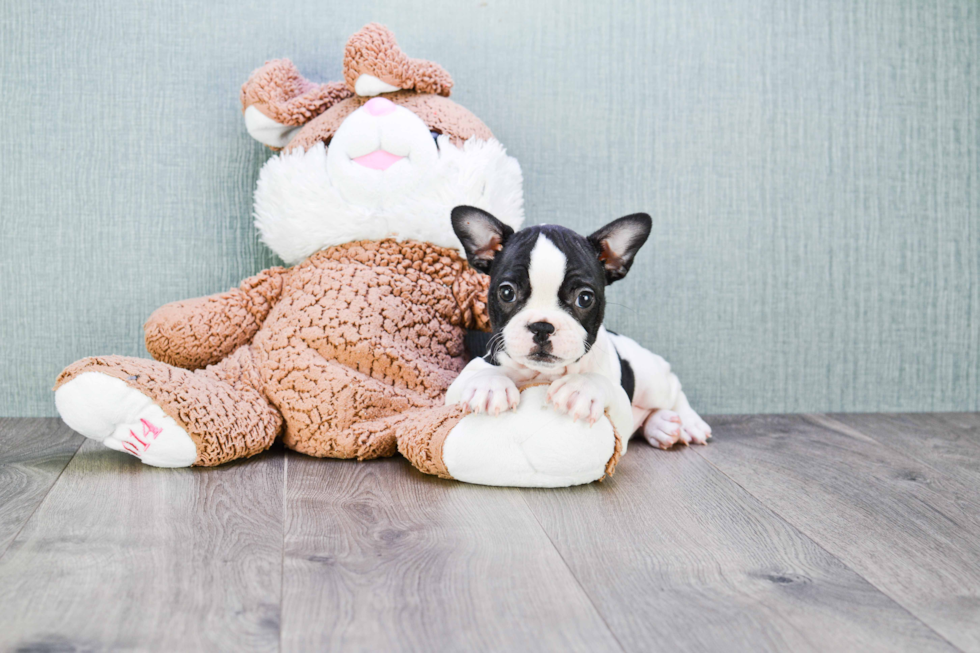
xmin=502 ymin=234 xmax=588 ymax=369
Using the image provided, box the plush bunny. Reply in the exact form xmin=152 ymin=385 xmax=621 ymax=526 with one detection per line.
xmin=54 ymin=24 xmax=524 ymax=468
xmin=55 ymin=24 xmax=683 ymax=487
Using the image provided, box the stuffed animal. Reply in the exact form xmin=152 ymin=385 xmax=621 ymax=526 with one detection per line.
xmin=54 ymin=24 xmax=523 ymax=468
xmin=54 ymin=24 xmax=702 ymax=487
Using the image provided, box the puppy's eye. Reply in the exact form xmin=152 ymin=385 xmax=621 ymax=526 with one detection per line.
xmin=498 ymin=283 xmax=517 ymax=303
xmin=576 ymin=290 xmax=594 ymax=309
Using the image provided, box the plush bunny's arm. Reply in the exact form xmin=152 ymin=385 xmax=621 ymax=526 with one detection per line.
xmin=144 ymin=267 xmax=286 ymax=370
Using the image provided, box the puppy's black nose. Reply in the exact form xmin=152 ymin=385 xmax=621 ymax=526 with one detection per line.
xmin=527 ymin=321 xmax=555 ymax=344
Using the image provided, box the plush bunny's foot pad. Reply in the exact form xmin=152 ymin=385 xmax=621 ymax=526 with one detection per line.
xmin=55 ymin=372 xmax=197 ymax=468
xmin=438 ymin=386 xmax=622 ymax=488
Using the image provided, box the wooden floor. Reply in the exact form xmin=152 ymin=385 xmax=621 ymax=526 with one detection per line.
xmin=1 ymin=414 xmax=979 ymax=652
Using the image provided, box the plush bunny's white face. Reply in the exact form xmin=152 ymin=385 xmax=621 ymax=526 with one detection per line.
xmin=325 ymin=97 xmax=439 ymax=206
xmin=252 ymin=99 xmax=524 ymax=265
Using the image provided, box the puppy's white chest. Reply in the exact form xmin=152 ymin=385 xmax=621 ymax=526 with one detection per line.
xmin=498 ymin=356 xmax=571 ymax=385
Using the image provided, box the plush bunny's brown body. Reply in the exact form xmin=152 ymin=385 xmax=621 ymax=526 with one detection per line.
xmin=55 ymin=24 xmax=527 ymax=472
xmin=57 ymin=239 xmax=490 ymax=466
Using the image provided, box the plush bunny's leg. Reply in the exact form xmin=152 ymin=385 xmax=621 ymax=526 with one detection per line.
xmin=266 ymin=347 xmax=440 ymax=461
xmin=55 ymin=347 xmax=282 ymax=467
xmin=396 ymin=404 xmax=470 ymax=479
xmin=399 ymin=386 xmax=625 ymax=487
xmin=56 ymin=372 xmax=196 ymax=467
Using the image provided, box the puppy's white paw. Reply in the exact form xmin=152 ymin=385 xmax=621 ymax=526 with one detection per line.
xmin=546 ymin=374 xmax=606 ymax=424
xmin=642 ymin=410 xmax=684 ymax=449
xmin=459 ymin=372 xmax=521 ymax=416
xmin=677 ymin=408 xmax=712 ymax=445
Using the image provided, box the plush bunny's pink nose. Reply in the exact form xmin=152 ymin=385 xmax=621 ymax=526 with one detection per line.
xmin=364 ymin=97 xmax=396 ymax=116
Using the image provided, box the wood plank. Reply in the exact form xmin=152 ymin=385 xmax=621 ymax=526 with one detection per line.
xmin=0 ymin=418 xmax=83 ymax=557
xmin=0 ymin=438 xmax=285 ymax=653
xmin=702 ymin=414 xmax=980 ymax=652
xmin=281 ymin=453 xmax=623 ymax=653
xmin=826 ymin=412 xmax=980 ymax=487
xmin=521 ymin=442 xmax=953 ymax=652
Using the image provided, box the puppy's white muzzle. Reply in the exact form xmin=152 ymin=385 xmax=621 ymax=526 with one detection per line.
xmin=502 ymin=309 xmax=588 ymax=370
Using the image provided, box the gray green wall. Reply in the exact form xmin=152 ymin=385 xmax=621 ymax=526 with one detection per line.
xmin=2 ymin=0 xmax=978 ymax=416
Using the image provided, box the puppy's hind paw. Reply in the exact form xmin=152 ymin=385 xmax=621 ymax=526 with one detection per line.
xmin=642 ymin=410 xmax=684 ymax=449
xmin=679 ymin=410 xmax=712 ymax=445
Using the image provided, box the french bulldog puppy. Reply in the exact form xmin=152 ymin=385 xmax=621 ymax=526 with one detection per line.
xmin=447 ymin=206 xmax=711 ymax=448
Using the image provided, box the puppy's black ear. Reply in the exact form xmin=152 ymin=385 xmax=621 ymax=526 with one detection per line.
xmin=451 ymin=206 xmax=515 ymax=274
xmin=587 ymin=213 xmax=652 ymax=284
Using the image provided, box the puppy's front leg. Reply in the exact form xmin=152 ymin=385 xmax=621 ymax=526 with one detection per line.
xmin=446 ymin=358 xmax=520 ymax=416
xmin=546 ymin=373 xmax=614 ymax=425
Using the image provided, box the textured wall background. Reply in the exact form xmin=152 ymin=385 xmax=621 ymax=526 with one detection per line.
xmin=1 ymin=0 xmax=978 ymax=416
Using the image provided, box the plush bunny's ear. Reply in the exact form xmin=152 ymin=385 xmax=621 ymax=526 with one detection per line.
xmin=451 ymin=206 xmax=514 ymax=274
xmin=344 ymin=23 xmax=453 ymax=97
xmin=587 ymin=213 xmax=653 ymax=284
xmin=240 ymin=59 xmax=352 ymax=149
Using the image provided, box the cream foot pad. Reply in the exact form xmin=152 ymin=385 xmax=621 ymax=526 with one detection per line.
xmin=55 ymin=372 xmax=197 ymax=468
